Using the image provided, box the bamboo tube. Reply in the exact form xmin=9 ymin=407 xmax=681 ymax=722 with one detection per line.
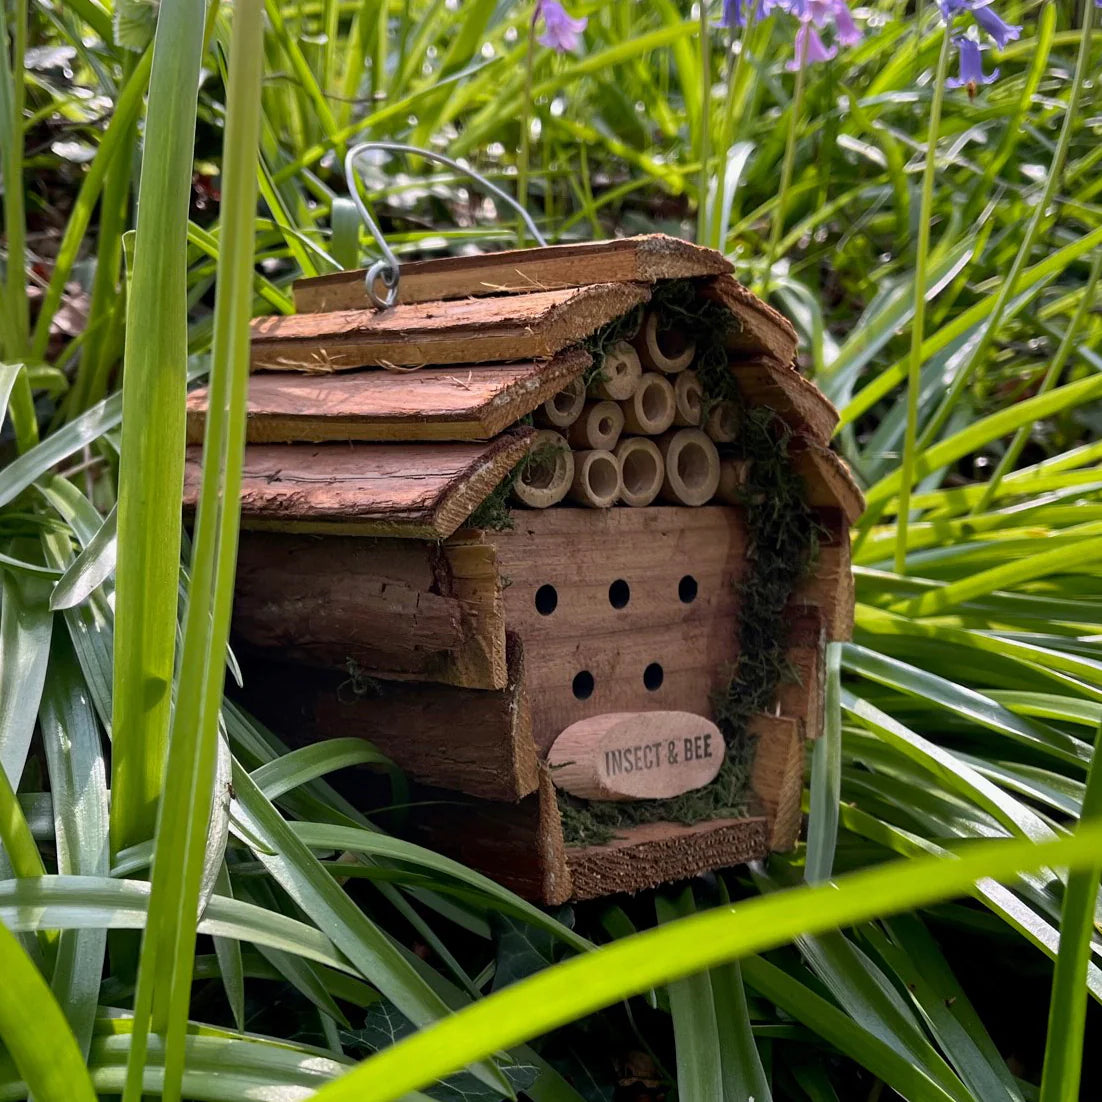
xmin=533 ymin=376 xmax=586 ymax=429
xmin=673 ymin=370 xmax=703 ymax=427
xmin=717 ymin=458 xmax=751 ymax=505
xmin=621 ymin=372 xmax=676 ymax=436
xmin=632 ymin=311 xmax=696 ymax=374
xmin=704 ymin=400 xmax=739 ymax=443
xmin=592 ymin=340 xmax=643 ymax=401
xmin=512 ymin=430 xmax=574 ymax=508
xmin=568 ymin=449 xmax=621 ymax=508
xmin=568 ymin=400 xmax=625 ymax=451
xmin=658 ymin=429 xmax=721 ymax=506
xmin=614 ymin=437 xmax=664 ymax=508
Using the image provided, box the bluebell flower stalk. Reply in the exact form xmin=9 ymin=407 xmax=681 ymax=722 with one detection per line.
xmin=535 ymin=0 xmax=587 ymax=52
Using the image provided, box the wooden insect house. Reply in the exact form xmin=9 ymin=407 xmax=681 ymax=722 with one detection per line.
xmin=185 ymin=235 xmax=864 ymax=903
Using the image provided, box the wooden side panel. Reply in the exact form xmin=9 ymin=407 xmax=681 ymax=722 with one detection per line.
xmin=749 ymin=714 xmax=805 ymax=851
xmin=487 ymin=506 xmax=750 ymax=753
xmin=292 ymin=234 xmax=732 ymax=310
xmin=238 ymin=638 xmax=538 ymax=802
xmin=566 ymin=816 xmax=770 ymax=900
xmin=186 ymin=349 xmax=591 ymax=444
xmin=776 ymin=610 xmax=826 ymax=738
xmin=250 ymin=283 xmax=650 ymax=373
xmin=231 ymin=531 xmax=507 ymax=689
xmin=730 ymin=358 xmax=839 ymax=446
xmin=702 ymin=275 xmax=800 ymax=367
xmin=791 ymin=512 xmax=854 ymax=642
xmin=185 ymin=431 xmax=531 ymax=539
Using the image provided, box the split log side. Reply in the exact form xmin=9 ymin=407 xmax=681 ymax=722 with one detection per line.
xmin=251 ymin=282 xmax=651 ymax=374
xmin=187 ymin=431 xmax=532 ymax=540
xmin=728 ymin=358 xmax=839 ymax=446
xmin=791 ymin=510 xmax=854 ymax=642
xmin=658 ymin=429 xmax=721 ymax=507
xmin=408 ymin=766 xmax=574 ymax=904
xmin=292 ymin=234 xmax=732 ymax=311
xmin=633 ymin=312 xmax=696 ymax=374
xmin=748 ymin=713 xmax=805 ymax=851
xmin=441 ymin=535 xmax=508 ymax=691
xmin=231 ymin=531 xmax=507 ymax=689
xmin=566 ymin=816 xmax=770 ymax=901
xmin=776 ymin=609 xmax=827 ymax=739
xmin=701 ymin=274 xmax=800 ymax=367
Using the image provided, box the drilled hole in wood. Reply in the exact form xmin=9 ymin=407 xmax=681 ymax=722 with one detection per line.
xmin=678 ymin=575 xmax=698 ymax=604
xmin=535 ymin=584 xmax=558 ymax=615
xmin=643 ymin=662 xmax=664 ymax=691
xmin=608 ymin=579 xmax=630 ymax=609
xmin=572 ymin=670 xmax=595 ymax=700
xmin=598 ymin=415 xmax=615 ymax=436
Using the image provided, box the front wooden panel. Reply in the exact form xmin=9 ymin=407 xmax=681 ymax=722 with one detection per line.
xmin=489 ymin=506 xmax=749 ymax=753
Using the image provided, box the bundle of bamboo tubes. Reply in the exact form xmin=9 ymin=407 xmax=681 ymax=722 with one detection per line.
xmin=513 ymin=312 xmax=750 ymax=510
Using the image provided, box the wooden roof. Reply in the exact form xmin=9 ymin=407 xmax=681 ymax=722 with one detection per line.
xmin=183 ymin=430 xmax=532 ymax=539
xmin=187 ymin=348 xmax=590 ymax=444
xmin=292 ymin=233 xmax=733 ymax=311
xmin=183 ymin=237 xmax=862 ymax=537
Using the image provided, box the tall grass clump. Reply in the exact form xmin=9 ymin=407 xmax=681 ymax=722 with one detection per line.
xmin=0 ymin=0 xmax=1100 ymax=1098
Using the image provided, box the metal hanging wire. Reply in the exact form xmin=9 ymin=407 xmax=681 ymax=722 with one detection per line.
xmin=343 ymin=141 xmax=547 ymax=309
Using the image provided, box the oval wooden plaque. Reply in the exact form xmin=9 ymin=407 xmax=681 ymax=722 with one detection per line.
xmin=547 ymin=712 xmax=725 ymax=802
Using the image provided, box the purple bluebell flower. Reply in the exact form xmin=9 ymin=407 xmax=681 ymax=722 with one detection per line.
xmin=947 ymin=35 xmax=998 ymax=87
xmin=816 ymin=0 xmax=862 ymax=44
xmin=787 ymin=21 xmax=837 ymax=69
xmin=535 ymin=0 xmax=587 ymax=52
xmin=720 ymin=0 xmax=773 ymax=28
xmin=970 ymin=2 xmax=1021 ymax=48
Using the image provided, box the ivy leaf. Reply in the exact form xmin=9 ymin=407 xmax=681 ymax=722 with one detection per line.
xmin=491 ymin=909 xmax=573 ymax=992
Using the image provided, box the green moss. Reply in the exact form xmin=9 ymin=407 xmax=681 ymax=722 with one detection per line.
xmin=558 ymin=279 xmax=821 ymax=847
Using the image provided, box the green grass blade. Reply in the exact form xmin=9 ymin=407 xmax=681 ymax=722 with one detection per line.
xmin=0 ymin=922 xmax=96 ymax=1102
xmin=805 ymin=642 xmax=843 ymax=883
xmin=307 ymin=823 xmax=1102 ymax=1101
xmin=49 ymin=504 xmax=117 ymax=611
xmin=1038 ymin=722 xmax=1102 ymax=1102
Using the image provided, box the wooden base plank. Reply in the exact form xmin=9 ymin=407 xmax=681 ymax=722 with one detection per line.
xmin=730 ymin=358 xmax=839 ymax=446
xmin=250 ymin=283 xmax=650 ymax=374
xmin=292 ymin=234 xmax=732 ymax=311
xmin=237 ymin=637 xmax=538 ymax=802
xmin=186 ymin=349 xmax=591 ymax=444
xmin=185 ymin=430 xmax=531 ymax=540
xmin=566 ymin=816 xmax=770 ymax=900
xmin=231 ymin=530 xmax=507 ymax=689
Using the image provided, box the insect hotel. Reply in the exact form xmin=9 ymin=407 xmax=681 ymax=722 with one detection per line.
xmin=185 ymin=235 xmax=863 ymax=903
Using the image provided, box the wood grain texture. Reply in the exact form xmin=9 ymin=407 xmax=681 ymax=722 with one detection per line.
xmin=487 ymin=505 xmax=750 ymax=752
xmin=292 ymin=234 xmax=732 ymax=311
xmin=231 ymin=530 xmax=507 ymax=689
xmin=250 ymin=282 xmax=651 ymax=373
xmin=729 ymin=358 xmax=839 ymax=446
xmin=566 ymin=815 xmax=770 ymax=900
xmin=236 ymin=637 xmax=538 ymax=802
xmin=186 ymin=349 xmax=591 ymax=444
xmin=792 ymin=511 xmax=854 ymax=642
xmin=702 ymin=275 xmax=800 ymax=367
xmin=749 ymin=714 xmax=805 ymax=851
xmin=547 ymin=712 xmax=724 ymax=801
xmin=184 ymin=430 xmax=532 ymax=539
xmin=791 ymin=439 xmax=865 ymax=524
